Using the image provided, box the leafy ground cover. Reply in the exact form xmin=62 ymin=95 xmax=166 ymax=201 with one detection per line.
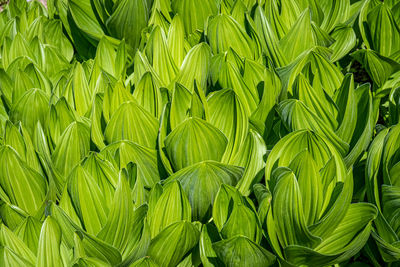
xmin=0 ymin=0 xmax=400 ymax=266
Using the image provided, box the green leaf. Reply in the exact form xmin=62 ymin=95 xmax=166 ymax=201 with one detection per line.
xmin=254 ymin=6 xmax=287 ymax=67
xmin=330 ymin=25 xmax=356 ymax=62
xmin=94 ymin=37 xmax=126 ymax=79
xmin=48 ymin=98 xmax=81 ymax=146
xmin=212 ymin=184 xmax=243 ymax=231
xmin=316 ymin=203 xmax=377 ymax=254
xmin=171 ymin=0 xmax=217 ymax=35
xmin=130 ymin=257 xmax=159 ymax=267
xmin=278 ymin=99 xmax=349 ymax=156
xmin=49 ymin=203 xmax=122 ymax=265
xmin=279 ymin=9 xmax=315 ymax=63
xmin=90 ymin=93 xmax=106 ymax=150
xmin=366 ymin=3 xmax=400 ymax=58
xmin=105 ymin=101 xmax=159 ymax=148
xmin=52 ymin=122 xmax=91 ymax=180
xmin=170 ymin=83 xmax=192 ymax=130
xmin=106 ymin=0 xmax=149 ymax=51
xmin=63 ymin=62 xmax=93 ymax=116
xmin=81 ymin=153 xmax=118 ymax=197
xmin=0 ymin=145 xmax=47 ymax=215
xmin=278 ymin=47 xmax=344 ymax=98
xmin=97 ymin=174 xmax=148 ymax=261
xmin=216 ymin=60 xmax=258 ymax=113
xmin=0 ymin=203 xmax=27 ymax=231
xmin=147 ymin=221 xmax=200 ymax=267
xmin=133 ymin=72 xmax=164 ymax=119
xmin=352 ymin=49 xmax=400 ymax=88
xmin=3 ymin=121 xmax=42 ymax=174
xmin=102 ymin=80 xmax=135 ymax=124
xmin=164 ymin=161 xmax=243 ymax=221
xmin=37 ymin=216 xmax=64 ymax=267
xmin=14 ymin=216 xmax=42 ymax=254
xmin=65 ymin=164 xmax=113 ymax=235
xmin=294 ymin=73 xmax=338 ymax=131
xmin=167 ymin=14 xmax=186 ymax=67
xmin=232 ymin=130 xmax=267 ymax=196
xmin=101 ymin=140 xmax=161 ymax=188
xmin=147 ymin=180 xmax=191 ymax=237
xmin=285 ymin=203 xmax=377 ymax=266
xmin=145 ymin=26 xmax=178 ymax=86
xmin=164 ymin=117 xmax=227 ymax=171
xmin=208 ymin=88 xmax=248 ymax=163
xmin=334 ymin=74 xmax=357 ymax=144
xmin=320 ymin=0 xmax=349 ymax=33
xmin=220 ymin=200 xmax=262 ymax=243
xmin=212 ymin=236 xmax=276 ymax=267
xmin=207 ymin=14 xmax=257 ymax=59
xmin=288 ymin=150 xmax=324 ymax=226
xmin=1 ymin=246 xmax=34 ymax=267
xmin=0 ymin=223 xmax=36 ymax=266
xmin=10 ymin=88 xmax=49 ymax=137
xmin=175 ymin=43 xmax=212 ymax=93
xmin=271 ymin=168 xmax=321 ymax=248
xmin=68 ymin=0 xmax=105 ymax=42
xmin=199 ymin=223 xmax=222 ymax=267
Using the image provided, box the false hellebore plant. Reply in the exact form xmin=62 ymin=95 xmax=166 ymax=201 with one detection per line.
xmin=0 ymin=0 xmax=400 ymax=266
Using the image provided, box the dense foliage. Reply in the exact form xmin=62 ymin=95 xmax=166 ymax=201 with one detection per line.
xmin=0 ymin=0 xmax=399 ymax=266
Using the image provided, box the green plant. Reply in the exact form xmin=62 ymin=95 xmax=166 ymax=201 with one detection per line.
xmin=0 ymin=0 xmax=399 ymax=266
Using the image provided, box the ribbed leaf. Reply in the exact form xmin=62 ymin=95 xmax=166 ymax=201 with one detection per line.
xmin=212 ymin=184 xmax=244 ymax=231
xmin=175 ymin=43 xmax=211 ymax=92
xmin=207 ymin=14 xmax=256 ymax=59
xmin=100 ymin=140 xmax=161 ymax=188
xmin=367 ymin=3 xmax=400 ymax=57
xmin=164 ymin=161 xmax=243 ymax=221
xmin=145 ymin=26 xmax=178 ymax=86
xmin=278 ymin=99 xmax=349 ymax=156
xmin=97 ymin=174 xmax=148 ymax=261
xmin=334 ymin=74 xmax=357 ymax=144
xmin=167 ymin=14 xmax=186 ymax=67
xmin=279 ymin=9 xmax=314 ymax=63
xmin=50 ymin=203 xmax=122 ymax=265
xmin=37 ymin=216 xmax=63 ymax=267
xmin=171 ymin=0 xmax=217 ymax=35
xmin=278 ymin=47 xmax=344 ymax=97
xmin=133 ymin=72 xmax=163 ymax=118
xmin=106 ymin=0 xmax=148 ymax=51
xmin=68 ymin=0 xmax=105 ymax=42
xmin=170 ymin=83 xmax=192 ymax=129
xmin=3 ymin=121 xmax=42 ymax=174
xmin=213 ymin=236 xmax=275 ymax=267
xmin=271 ymin=168 xmax=321 ymax=248
xmin=147 ymin=180 xmax=191 ymax=237
xmin=165 ymin=117 xmax=227 ymax=171
xmin=208 ymin=88 xmax=248 ymax=163
xmin=10 ymin=88 xmax=49 ymax=136
xmin=330 ymin=25 xmax=356 ymax=62
xmin=104 ymin=101 xmax=158 ymax=148
xmin=0 ymin=145 xmax=46 ymax=215
xmin=14 ymin=216 xmax=42 ymax=254
xmin=220 ymin=201 xmax=262 ymax=243
xmin=0 ymin=224 xmax=36 ymax=266
xmin=254 ymin=6 xmax=287 ymax=67
xmin=147 ymin=221 xmax=200 ymax=267
xmin=232 ymin=130 xmax=267 ymax=196
xmin=199 ymin=223 xmax=222 ymax=267
xmin=48 ymin=97 xmax=81 ymax=145
xmin=66 ymin=164 xmax=112 ymax=235
xmin=52 ymin=122 xmax=90 ymax=180
xmin=352 ymin=49 xmax=400 ymax=88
